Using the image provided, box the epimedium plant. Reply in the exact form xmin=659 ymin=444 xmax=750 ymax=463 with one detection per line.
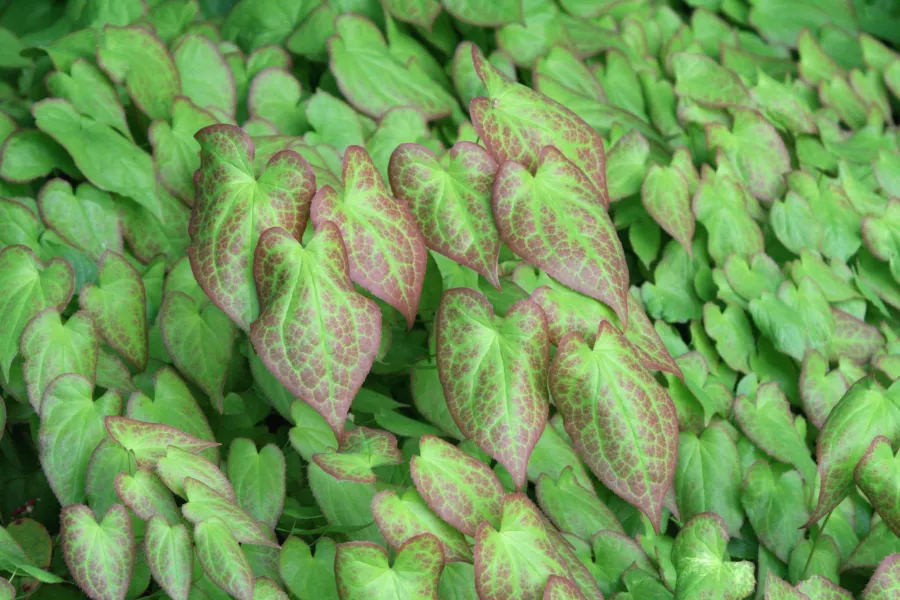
xmin=2 ymin=0 xmax=900 ymax=600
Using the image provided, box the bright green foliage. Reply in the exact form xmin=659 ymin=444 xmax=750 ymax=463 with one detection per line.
xmin=4 ymin=1 xmax=900 ymax=598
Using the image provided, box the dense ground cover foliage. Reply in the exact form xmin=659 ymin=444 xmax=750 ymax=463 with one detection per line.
xmin=2 ymin=0 xmax=900 ymax=598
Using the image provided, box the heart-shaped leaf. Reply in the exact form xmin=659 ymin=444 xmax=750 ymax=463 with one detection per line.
xmin=157 ymin=445 xmax=234 ymax=500
xmin=37 ymin=179 xmax=123 ymax=261
xmin=492 ymin=145 xmax=629 ymax=323
xmin=172 ymin=34 xmax=236 ymax=119
xmin=436 ymin=289 xmax=549 ymax=490
xmin=182 ymin=477 xmax=278 ymax=547
xmin=249 ymin=224 xmax=381 ymax=436
xmin=550 ymin=322 xmax=679 ymax=533
xmin=189 ymin=123 xmax=316 ymax=331
xmin=148 ymin=97 xmax=218 ymax=203
xmin=672 ymin=513 xmax=755 ymax=599
xmin=311 ymin=145 xmax=426 ymax=328
xmin=313 ymin=427 xmax=403 ymax=483
xmin=335 ymin=534 xmax=444 ymax=599
xmin=61 ymin=504 xmax=135 ymax=600
xmin=856 ymin=437 xmax=900 ymax=538
xmin=389 ymin=142 xmax=500 ymax=287
xmin=195 ymin=517 xmax=255 ymax=600
xmin=535 ymin=466 xmax=623 ymax=541
xmin=105 ymin=416 xmax=220 ymax=468
xmin=227 ymin=439 xmax=286 ymax=529
xmin=115 ymin=469 xmax=180 ymax=524
xmin=742 ymin=461 xmax=808 ymax=562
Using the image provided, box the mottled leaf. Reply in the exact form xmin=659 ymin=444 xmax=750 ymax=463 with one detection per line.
xmin=195 ymin=517 xmax=254 ymax=600
xmin=672 ymin=513 xmax=755 ymax=600
xmin=335 ymin=534 xmax=443 ymax=600
xmin=157 ymin=445 xmax=234 ymax=500
xmin=115 ymin=469 xmax=179 ymax=524
xmin=105 ymin=416 xmax=220 ymax=468
xmin=855 ymin=436 xmax=900 ymax=538
xmin=642 ymin=164 xmax=694 ymax=255
xmin=61 ymin=504 xmax=134 ymax=600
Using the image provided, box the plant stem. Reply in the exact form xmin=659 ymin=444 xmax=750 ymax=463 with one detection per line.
xmin=801 ymin=509 xmax=833 ymax=580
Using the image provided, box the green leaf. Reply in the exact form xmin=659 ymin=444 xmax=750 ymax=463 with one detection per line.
xmin=313 ymin=426 xmax=403 ymax=483
xmin=32 ymin=99 xmax=163 ymax=221
xmin=304 ymin=90 xmax=367 ymax=152
xmin=159 ymin=290 xmax=235 ymax=410
xmin=126 ymin=366 xmax=218 ymax=463
xmin=115 ymin=468 xmax=180 ymax=525
xmin=248 ymin=68 xmax=307 ymax=135
xmin=190 ymin=123 xmax=316 ymax=331
xmin=703 ymin=302 xmax=754 ymax=373
xmin=0 ymin=129 xmax=77 ymax=183
xmin=368 ymin=107 xmax=438 ymax=183
xmin=535 ymin=466 xmax=623 ymax=541
xmin=372 ymin=487 xmax=472 ymax=563
xmin=335 ymin=533 xmax=444 ymax=599
xmin=749 ymin=279 xmax=835 ymax=362
xmin=550 ymin=321 xmax=679 ymax=532
xmin=37 ymin=179 xmax=123 ymax=262
xmin=642 ymin=163 xmax=695 ymax=256
xmin=492 ymin=145 xmax=629 ymax=322
xmin=148 ymin=97 xmax=218 ymax=204
xmin=410 ymin=435 xmax=504 ymax=537
xmin=675 ymin=423 xmax=744 ymax=536
xmin=862 ymin=199 xmax=900 ymax=269
xmin=79 ymin=251 xmax=148 ymax=371
xmin=97 ymin=25 xmax=180 ymax=120
xmin=195 ymin=517 xmax=255 ymax=600
xmin=693 ymin=171 xmax=764 ymax=265
xmin=672 ymin=513 xmax=755 ymax=600
xmin=60 ymin=504 xmax=135 ymax=600
xmin=21 ymin=309 xmax=99 ymax=413
xmin=157 ymin=445 xmax=235 ymax=501
xmin=641 ymin=240 xmax=704 ymax=323
xmin=389 ymin=142 xmax=500 ymax=287
xmin=38 ymin=373 xmax=122 ymax=506
xmin=0 ymin=197 xmax=42 ymax=251
xmin=544 ymin=575 xmax=586 ymax=600
xmin=182 ymin=477 xmax=277 ymax=548
xmin=807 ymin=378 xmax=900 ymax=526
xmin=734 ymin=382 xmax=817 ymax=485
xmin=707 ymin=109 xmax=791 ymax=203
xmin=845 ymin=520 xmax=900 ymax=571
xmin=788 ymin=535 xmax=841 ymax=584
xmin=249 ymin=223 xmax=381 ymax=436
xmin=672 ymin=52 xmax=752 ymax=108
xmin=855 ymin=436 xmax=900 ymax=538
xmin=0 ymin=245 xmax=73 ymax=380
xmin=383 ymin=0 xmax=441 ymax=30
xmin=495 ymin=1 xmax=565 ymax=68
xmin=105 ymin=416 xmax=220 ymax=468
xmin=144 ymin=516 xmax=191 ymax=600
xmin=442 ymin=0 xmax=522 ymax=26
xmin=435 ymin=289 xmax=548 ymax=489
xmin=591 ymin=530 xmax=653 ymax=596
xmin=796 ymin=575 xmax=852 ymax=599
xmin=279 ymin=536 xmax=338 ymax=600
xmin=469 ymin=45 xmax=610 ymax=207
xmin=173 ymin=34 xmax=236 ymax=119
xmin=328 ymin=15 xmax=457 ymax=120
xmin=474 ymin=493 xmax=571 ymax=600
xmin=310 ymin=145 xmax=426 ymax=328
xmin=742 ymin=461 xmax=808 ymax=562
xmin=118 ymin=188 xmax=191 ymax=265
xmin=288 ymin=399 xmax=339 ymax=461
xmin=85 ymin=439 xmax=133 ymax=520
xmin=227 ymin=439 xmax=286 ymax=529
xmin=863 ymin=554 xmax=900 ymax=599
xmin=45 ymin=59 xmax=133 ymax=142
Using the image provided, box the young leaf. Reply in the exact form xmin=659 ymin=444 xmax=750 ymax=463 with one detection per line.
xmin=807 ymin=378 xmax=900 ymax=526
xmin=249 ymin=224 xmax=381 ymax=436
xmin=144 ymin=516 xmax=191 ymax=600
xmin=0 ymin=245 xmax=73 ymax=380
xmin=672 ymin=52 xmax=752 ymax=108
xmin=158 ymin=445 xmax=234 ymax=500
xmin=372 ymin=487 xmax=472 ymax=563
xmin=703 ymin=302 xmax=755 ymax=374
xmin=105 ymin=416 xmax=220 ymax=468
xmin=45 ymin=59 xmax=133 ymax=141
xmin=642 ymin=164 xmax=695 ymax=256
xmin=37 ymin=179 xmax=123 ymax=261
xmin=693 ymin=169 xmax=765 ymax=265
xmin=96 ymin=25 xmax=180 ymax=120
xmin=279 ymin=536 xmax=339 ymax=600
xmin=227 ymin=439 xmax=286 ymax=529
xmin=61 ymin=504 xmax=135 ymax=600
xmin=742 ymin=461 xmax=809 ymax=562
xmin=469 ymin=45 xmax=609 ymax=207
xmin=855 ymin=437 xmax=900 ymax=538
xmin=181 ymin=477 xmax=278 ymax=547
xmin=492 ymin=145 xmax=629 ymax=323
xmin=328 ymin=15 xmax=457 ymax=120
xmin=190 ymin=124 xmax=316 ymax=331
xmin=474 ymin=493 xmax=570 ymax=600
xmin=734 ymin=382 xmax=817 ymax=484
xmin=435 ymin=289 xmax=549 ymax=490
xmin=672 ymin=513 xmax=755 ymax=599
xmin=550 ymin=322 xmax=679 ymax=533
xmin=535 ymin=466 xmax=624 ymax=541
xmin=389 ymin=142 xmax=500 ymax=287
xmin=39 ymin=374 xmax=121 ymax=506
xmin=148 ymin=97 xmax=218 ymax=203
xmin=195 ymin=517 xmax=255 ymax=600
xmin=115 ymin=469 xmax=180 ymax=525
xmin=410 ymin=435 xmax=504 ymax=536
xmin=172 ymin=34 xmax=236 ymax=119
xmin=335 ymin=534 xmax=444 ymax=599
xmin=311 ymin=145 xmax=426 ymax=328
xmin=79 ymin=251 xmax=147 ymax=371
xmin=20 ymin=308 xmax=99 ymax=413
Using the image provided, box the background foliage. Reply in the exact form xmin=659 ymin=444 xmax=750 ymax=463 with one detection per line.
xmin=2 ymin=0 xmax=900 ymax=599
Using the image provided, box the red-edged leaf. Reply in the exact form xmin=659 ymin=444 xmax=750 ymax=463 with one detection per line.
xmin=493 ymin=146 xmax=629 ymax=324
xmin=549 ymin=322 xmax=679 ymax=533
xmin=249 ymin=224 xmax=381 ymax=437
xmin=105 ymin=416 xmax=220 ymax=468
xmin=311 ymin=145 xmax=426 ymax=328
xmin=410 ymin=435 xmax=504 ymax=537
xmin=543 ymin=576 xmax=586 ymax=600
xmin=469 ymin=45 xmax=609 ymax=207
xmin=61 ymin=504 xmax=134 ymax=600
xmin=144 ymin=516 xmax=191 ymax=600
xmin=642 ymin=163 xmax=695 ymax=256
xmin=435 ymin=288 xmax=549 ymax=490
xmin=189 ymin=124 xmax=316 ymax=331
xmin=389 ymin=141 xmax=501 ymax=287
xmin=313 ymin=426 xmax=403 ymax=483
xmin=335 ymin=534 xmax=444 ymax=600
